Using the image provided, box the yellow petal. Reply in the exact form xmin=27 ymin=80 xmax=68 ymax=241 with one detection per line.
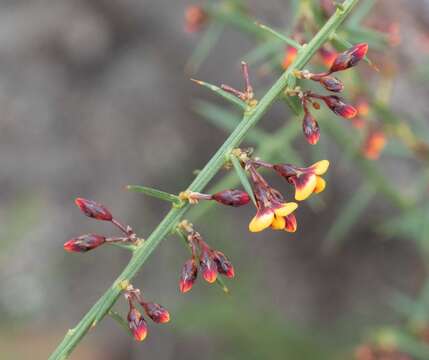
xmin=249 ymin=210 xmax=274 ymax=232
xmin=271 ymin=215 xmax=286 ymax=230
xmin=294 ymin=174 xmax=317 ymax=201
xmin=274 ymin=202 xmax=298 ymax=217
xmin=314 ymin=176 xmax=326 ymax=194
xmin=312 ymin=160 xmax=329 ymax=175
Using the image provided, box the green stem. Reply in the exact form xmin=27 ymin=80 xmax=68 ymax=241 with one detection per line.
xmin=48 ymin=2 xmax=359 ymax=358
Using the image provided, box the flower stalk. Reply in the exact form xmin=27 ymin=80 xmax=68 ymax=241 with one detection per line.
xmin=48 ymin=1 xmax=360 ymax=358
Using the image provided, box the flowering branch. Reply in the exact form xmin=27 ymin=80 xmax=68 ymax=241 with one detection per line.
xmin=48 ymin=1 xmax=360 ymax=358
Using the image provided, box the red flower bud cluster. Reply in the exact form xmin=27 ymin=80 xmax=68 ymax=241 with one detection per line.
xmin=292 ymin=43 xmax=368 ymax=145
xmin=64 ymin=198 xmax=140 ymax=253
xmin=124 ymin=286 xmax=170 ymax=342
xmin=178 ymin=223 xmax=234 ymax=293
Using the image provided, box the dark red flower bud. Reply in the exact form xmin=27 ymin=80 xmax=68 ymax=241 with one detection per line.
xmin=322 ymin=95 xmax=357 ymax=118
xmin=212 ymin=189 xmax=250 ymax=207
xmin=127 ymin=307 xmax=148 ymax=342
xmin=302 ymin=111 xmax=320 ymax=145
xmin=143 ymin=302 xmax=170 ymax=324
xmin=63 ymin=234 xmax=106 ymax=252
xmin=199 ymin=250 xmax=218 ymax=283
xmin=213 ymin=251 xmax=235 ymax=278
xmin=329 ymin=43 xmax=368 ymax=73
xmin=179 ymin=259 xmax=198 ymax=293
xmin=74 ymin=198 xmax=113 ymax=221
xmin=318 ymin=76 xmax=344 ymax=92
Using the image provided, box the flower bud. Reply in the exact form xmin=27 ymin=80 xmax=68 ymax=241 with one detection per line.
xmin=212 ymin=189 xmax=250 ymax=207
xmin=329 ymin=43 xmax=368 ymax=73
xmin=322 ymin=95 xmax=357 ymax=118
xmin=213 ymin=251 xmax=235 ymax=278
xmin=318 ymin=76 xmax=344 ymax=92
xmin=63 ymin=234 xmax=106 ymax=252
xmin=302 ymin=112 xmax=320 ymax=145
xmin=143 ymin=302 xmax=170 ymax=324
xmin=179 ymin=259 xmax=198 ymax=293
xmin=127 ymin=307 xmax=148 ymax=342
xmin=75 ymin=198 xmax=113 ymax=221
xmin=199 ymin=250 xmax=218 ymax=283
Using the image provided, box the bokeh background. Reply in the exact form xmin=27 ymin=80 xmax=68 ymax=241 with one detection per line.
xmin=1 ymin=0 xmax=429 ymax=359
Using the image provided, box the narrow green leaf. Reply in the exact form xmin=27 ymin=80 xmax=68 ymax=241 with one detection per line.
xmin=255 ymin=22 xmax=302 ymax=49
xmin=378 ymin=204 xmax=429 ymax=256
xmin=346 ymin=0 xmax=375 ymax=28
xmin=243 ymin=40 xmax=283 ymax=66
xmin=108 ymin=310 xmax=132 ymax=336
xmin=127 ymin=185 xmax=182 ymax=206
xmin=206 ymin=4 xmax=267 ymax=38
xmin=343 ymin=27 xmax=389 ymax=49
xmin=323 ymin=183 xmax=375 ymax=253
xmin=230 ymin=154 xmax=256 ymax=205
xmin=185 ymin=23 xmax=224 ymax=74
xmin=109 ymin=242 xmax=138 ymax=251
xmin=214 ymin=274 xmax=230 ymax=294
xmin=283 ymin=95 xmax=302 ymax=116
xmin=193 ymin=100 xmax=267 ymax=143
xmin=191 ymin=79 xmax=247 ymax=110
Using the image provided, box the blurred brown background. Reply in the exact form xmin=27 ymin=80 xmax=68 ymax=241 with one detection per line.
xmin=1 ymin=0 xmax=429 ymax=359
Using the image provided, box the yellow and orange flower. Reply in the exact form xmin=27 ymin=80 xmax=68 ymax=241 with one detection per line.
xmin=273 ymin=160 xmax=329 ymax=201
xmin=247 ymin=166 xmax=298 ymax=233
xmin=249 ymin=202 xmax=298 ymax=233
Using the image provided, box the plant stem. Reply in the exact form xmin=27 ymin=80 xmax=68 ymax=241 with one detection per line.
xmin=48 ymin=1 xmax=359 ymax=358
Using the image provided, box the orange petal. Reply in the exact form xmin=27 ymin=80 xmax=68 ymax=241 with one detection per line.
xmin=274 ymin=202 xmax=298 ymax=217
xmin=271 ymin=215 xmax=286 ymax=230
xmin=314 ymin=176 xmax=326 ymax=194
xmin=293 ymin=173 xmax=317 ymax=201
xmin=249 ymin=210 xmax=274 ymax=233
xmin=312 ymin=160 xmax=330 ymax=175
xmin=284 ymin=214 xmax=297 ymax=233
